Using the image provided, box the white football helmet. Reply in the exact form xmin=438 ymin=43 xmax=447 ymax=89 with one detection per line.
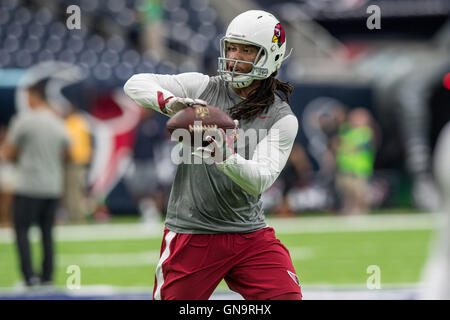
xmin=218 ymin=10 xmax=291 ymax=88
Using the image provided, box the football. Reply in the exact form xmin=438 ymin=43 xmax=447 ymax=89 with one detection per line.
xmin=166 ymin=105 xmax=236 ymax=146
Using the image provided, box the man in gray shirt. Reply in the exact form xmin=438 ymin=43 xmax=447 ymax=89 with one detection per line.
xmin=0 ymin=80 xmax=70 ymax=287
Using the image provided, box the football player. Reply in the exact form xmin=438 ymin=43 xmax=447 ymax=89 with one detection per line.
xmin=124 ymin=10 xmax=302 ymax=300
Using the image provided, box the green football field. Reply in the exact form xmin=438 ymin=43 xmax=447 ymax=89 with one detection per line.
xmin=0 ymin=213 xmax=437 ymax=292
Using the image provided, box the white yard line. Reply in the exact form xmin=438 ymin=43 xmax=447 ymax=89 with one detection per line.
xmin=267 ymin=212 xmax=438 ymax=234
xmin=0 ymin=213 xmax=438 ymax=244
xmin=57 ymin=251 xmax=161 ymax=267
xmin=0 ymin=283 xmax=421 ymax=300
xmin=53 ymin=246 xmax=314 ymax=268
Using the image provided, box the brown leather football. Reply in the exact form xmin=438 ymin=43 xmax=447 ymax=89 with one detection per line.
xmin=166 ymin=105 xmax=236 ymax=147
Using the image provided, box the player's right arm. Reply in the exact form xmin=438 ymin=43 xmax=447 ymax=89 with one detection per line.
xmin=123 ymin=72 xmax=210 ymax=117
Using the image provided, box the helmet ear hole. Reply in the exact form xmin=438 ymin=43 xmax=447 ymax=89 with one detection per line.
xmin=275 ymin=54 xmax=280 ymax=61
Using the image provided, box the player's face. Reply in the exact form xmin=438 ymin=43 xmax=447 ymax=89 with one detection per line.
xmin=225 ymin=42 xmax=261 ymax=74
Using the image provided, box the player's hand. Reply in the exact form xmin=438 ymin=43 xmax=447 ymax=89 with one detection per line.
xmin=166 ymin=97 xmax=207 ymax=115
xmin=192 ymin=120 xmax=239 ymax=163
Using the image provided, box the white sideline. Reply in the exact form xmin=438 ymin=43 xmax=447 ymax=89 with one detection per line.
xmin=0 ymin=283 xmax=421 ymax=300
xmin=0 ymin=246 xmax=309 ymax=269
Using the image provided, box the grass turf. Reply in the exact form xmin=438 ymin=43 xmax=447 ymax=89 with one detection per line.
xmin=0 ymin=227 xmax=433 ymax=289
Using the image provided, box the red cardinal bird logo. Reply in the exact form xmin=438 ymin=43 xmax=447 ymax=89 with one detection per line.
xmin=272 ymin=23 xmax=285 ymax=48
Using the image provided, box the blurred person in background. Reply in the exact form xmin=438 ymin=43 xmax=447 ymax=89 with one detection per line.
xmin=320 ymin=106 xmax=349 ymax=211
xmin=0 ymin=125 xmax=17 ymax=227
xmin=273 ymin=142 xmax=313 ymax=216
xmin=138 ymin=0 xmax=166 ymax=60
xmin=301 ymin=101 xmax=349 ymax=211
xmin=335 ymin=108 xmax=376 ymax=215
xmin=124 ymin=108 xmax=168 ymax=227
xmin=432 ymin=120 xmax=450 ymax=299
xmin=0 ymin=81 xmax=70 ymax=287
xmin=62 ymin=106 xmax=92 ymax=224
xmin=320 ymin=106 xmax=349 ymax=178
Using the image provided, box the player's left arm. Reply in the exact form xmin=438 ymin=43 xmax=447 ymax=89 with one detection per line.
xmin=216 ymin=115 xmax=298 ymax=196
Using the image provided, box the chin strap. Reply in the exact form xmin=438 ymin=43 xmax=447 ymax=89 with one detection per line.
xmin=231 ymin=78 xmax=254 ymax=89
xmin=282 ymin=48 xmax=293 ymax=62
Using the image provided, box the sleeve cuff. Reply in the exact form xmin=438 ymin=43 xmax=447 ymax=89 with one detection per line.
xmin=215 ymin=153 xmax=241 ymax=170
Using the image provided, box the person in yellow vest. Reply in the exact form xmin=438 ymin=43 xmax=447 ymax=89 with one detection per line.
xmin=336 ymin=108 xmax=376 ymax=215
xmin=63 ymin=107 xmax=92 ymax=223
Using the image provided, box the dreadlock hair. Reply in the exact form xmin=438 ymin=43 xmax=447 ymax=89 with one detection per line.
xmin=228 ymin=71 xmax=293 ymax=121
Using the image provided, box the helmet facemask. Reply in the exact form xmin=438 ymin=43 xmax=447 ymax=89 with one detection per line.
xmin=218 ymin=38 xmax=269 ymax=88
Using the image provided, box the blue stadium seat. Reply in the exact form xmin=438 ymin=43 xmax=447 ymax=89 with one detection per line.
xmin=135 ymin=62 xmax=155 ymax=74
xmin=79 ymin=49 xmax=99 ymax=67
xmin=37 ymin=48 xmax=55 ymax=63
xmin=58 ymin=49 xmax=77 ymax=64
xmin=14 ymin=7 xmax=31 ymax=25
xmin=189 ymin=0 xmax=209 ymax=12
xmin=156 ymin=60 xmax=178 ymax=75
xmin=116 ymin=8 xmax=136 ymax=27
xmin=114 ymin=62 xmax=135 ymax=80
xmin=93 ymin=62 xmax=113 ymax=80
xmin=0 ymin=49 xmax=11 ymax=67
xmin=49 ymin=22 xmax=68 ymax=38
xmin=0 ymin=0 xmax=225 ymax=78
xmin=1 ymin=0 xmax=19 ymax=10
xmin=26 ymin=23 xmax=46 ymax=38
xmin=4 ymin=35 xmax=19 ymax=54
xmin=170 ymin=8 xmax=189 ymax=27
xmin=163 ymin=0 xmax=182 ymax=13
xmin=107 ymin=35 xmax=126 ymax=53
xmin=101 ymin=49 xmax=120 ymax=67
xmin=66 ymin=35 xmax=85 ymax=54
xmin=171 ymin=23 xmax=192 ymax=43
xmin=15 ymin=49 xmax=33 ymax=68
xmin=45 ymin=35 xmax=64 ymax=54
xmin=121 ymin=49 xmax=141 ymax=67
xmin=87 ymin=35 xmax=106 ymax=53
xmin=34 ymin=7 xmax=53 ymax=26
xmin=107 ymin=0 xmax=126 ymax=13
xmin=79 ymin=0 xmax=100 ymax=13
xmin=23 ymin=35 xmax=41 ymax=53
